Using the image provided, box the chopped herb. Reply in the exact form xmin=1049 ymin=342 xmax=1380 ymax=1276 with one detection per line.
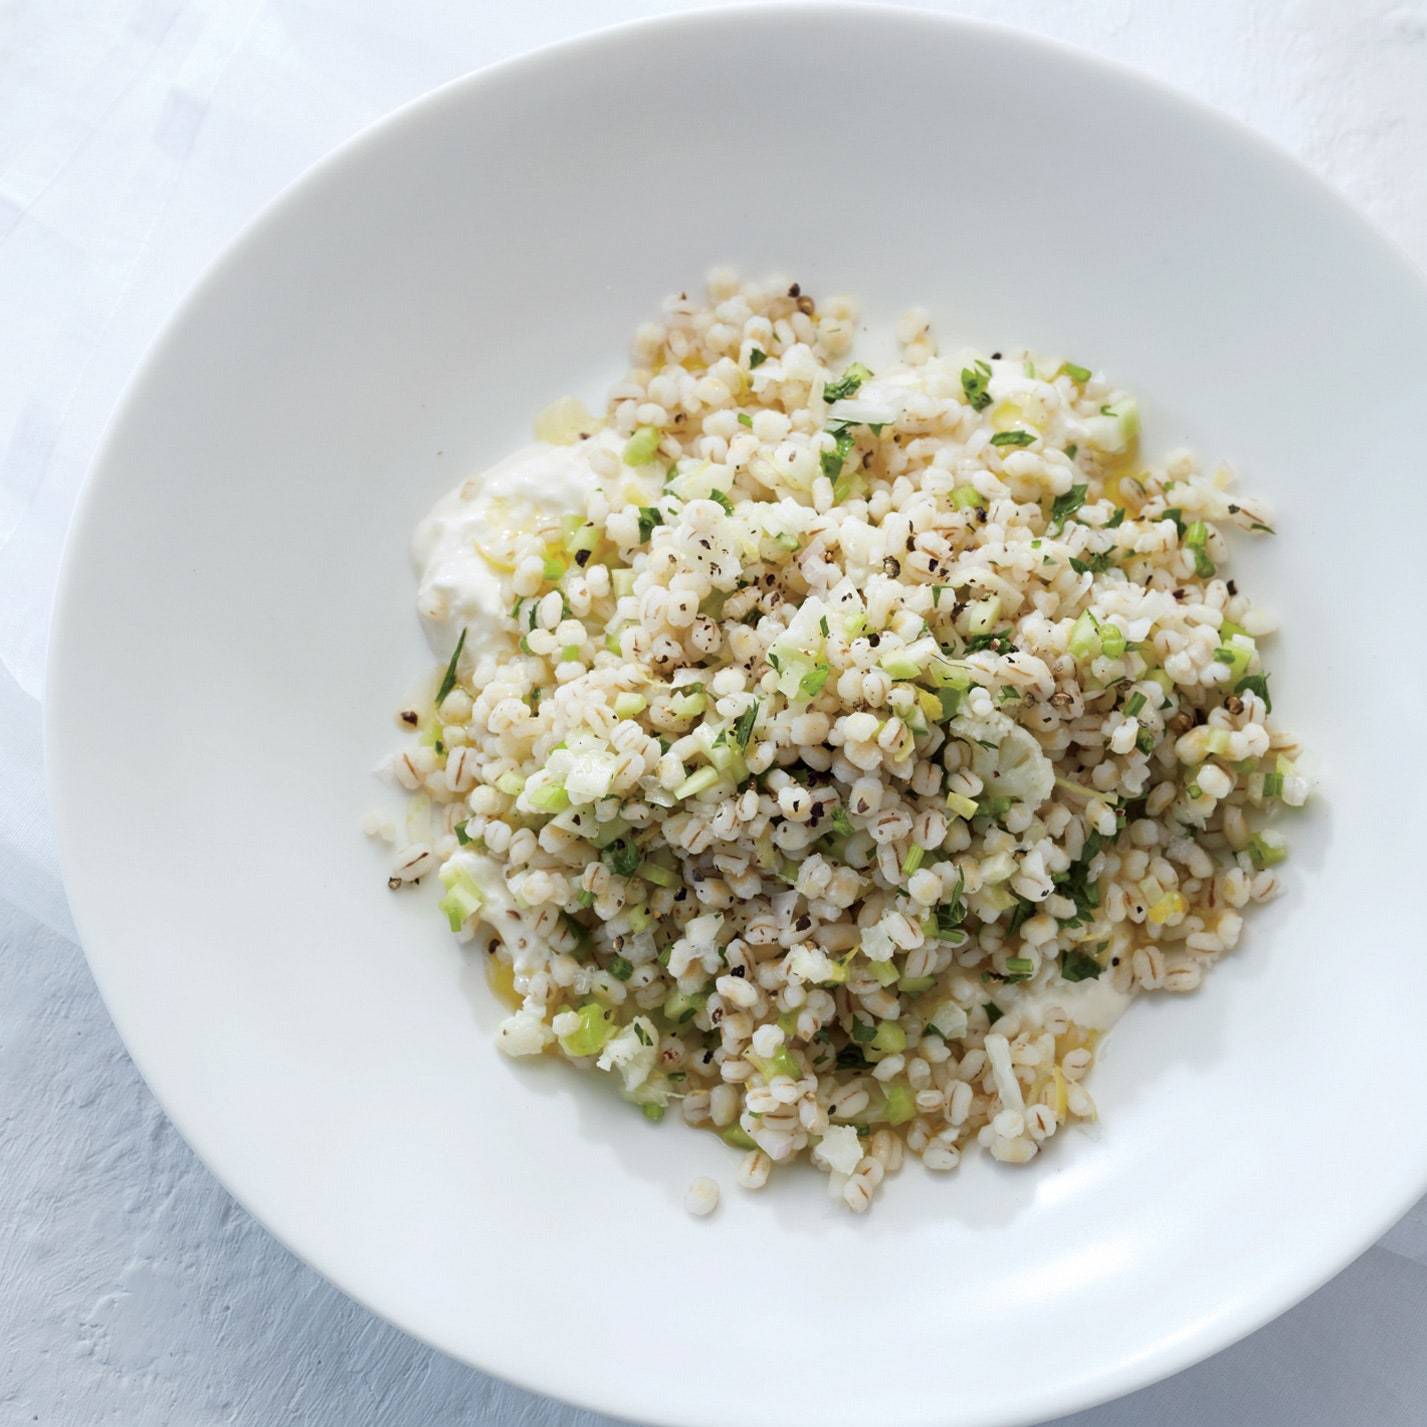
xmin=1065 ymin=442 xmax=1078 ymax=460
xmin=575 ymin=888 xmax=595 ymax=908
xmin=1006 ymin=898 xmax=1035 ymax=935
xmin=709 ymin=490 xmax=735 ymax=515
xmin=1049 ymin=483 xmax=1088 ymax=532
xmin=850 ymin=1017 xmax=877 ymax=1044
xmin=1235 ymin=673 xmax=1272 ymax=712
xmin=1136 ymin=727 xmax=1156 ymax=754
xmin=1106 ymin=507 xmax=1126 ymax=528
xmin=823 ymin=362 xmax=872 ymax=403
xmin=432 ymin=739 xmax=444 ymax=755
xmin=1060 ymin=361 xmax=1092 ymax=383
xmin=829 ymin=804 xmax=854 ymax=837
xmin=960 ymin=360 xmax=993 ymax=412
xmin=637 ymin=506 xmax=663 ymax=542
xmin=737 ymin=412 xmax=753 ymax=428
xmin=608 ymin=954 xmax=634 ymax=982
xmin=1003 ymin=956 xmax=1034 ymax=982
xmin=798 ymin=664 xmax=831 ymax=698
xmin=990 ymin=430 xmax=1036 ymax=448
xmin=454 ymin=821 xmax=473 ymax=846
xmin=733 ymin=699 xmax=760 ymax=750
xmin=964 ymin=628 xmax=1014 ymax=654
xmin=820 ymin=425 xmax=856 ymax=482
xmin=601 ymin=839 xmax=642 ymax=878
xmin=836 ymin=1044 xmax=869 ymax=1070
xmin=1263 ymin=770 xmax=1285 ymax=798
xmin=984 ymin=1002 xmax=1004 ymax=1026
xmin=998 ymin=686 xmax=1022 ymax=703
xmin=748 ymin=348 xmax=768 ymax=369
xmin=1125 ymin=691 xmax=1147 ymax=718
xmin=1061 ymin=947 xmax=1105 ymax=982
xmin=819 ymin=614 xmax=830 ymax=637
xmin=558 ymin=911 xmax=591 ymax=948
xmin=435 ymin=628 xmax=466 ymax=705
xmin=1162 ymin=507 xmax=1186 ymax=537
xmin=1192 ymin=549 xmax=1217 ymax=579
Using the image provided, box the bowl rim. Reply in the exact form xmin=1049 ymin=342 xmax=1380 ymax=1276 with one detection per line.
xmin=44 ymin=6 xmax=1427 ymax=1426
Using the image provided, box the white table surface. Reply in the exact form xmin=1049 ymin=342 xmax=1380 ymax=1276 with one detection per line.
xmin=4 ymin=2 xmax=1426 ymax=1423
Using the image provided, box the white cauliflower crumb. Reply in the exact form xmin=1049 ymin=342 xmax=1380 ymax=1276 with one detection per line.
xmin=813 ymin=1125 xmax=864 ymax=1176
xmin=495 ymin=1009 xmax=553 ymax=1058
xmin=596 ymin=1016 xmax=659 ymax=1093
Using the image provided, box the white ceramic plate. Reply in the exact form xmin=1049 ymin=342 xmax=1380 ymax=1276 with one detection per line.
xmin=47 ymin=8 xmax=1427 ymax=1426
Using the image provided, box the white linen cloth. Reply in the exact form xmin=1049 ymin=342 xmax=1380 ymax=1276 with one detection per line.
xmin=3 ymin=2 xmax=1424 ymax=1421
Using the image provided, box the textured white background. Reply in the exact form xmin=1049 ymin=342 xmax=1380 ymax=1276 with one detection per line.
xmin=3 ymin=2 xmax=1426 ymax=1423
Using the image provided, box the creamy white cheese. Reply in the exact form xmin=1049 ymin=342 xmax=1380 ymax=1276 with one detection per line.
xmin=411 ymin=431 xmax=619 ymax=653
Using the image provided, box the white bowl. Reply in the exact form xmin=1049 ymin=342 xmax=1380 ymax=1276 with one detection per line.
xmin=47 ymin=7 xmax=1427 ymax=1426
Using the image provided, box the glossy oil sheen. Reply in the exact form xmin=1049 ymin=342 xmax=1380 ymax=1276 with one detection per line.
xmin=46 ymin=8 xmax=1427 ymax=1426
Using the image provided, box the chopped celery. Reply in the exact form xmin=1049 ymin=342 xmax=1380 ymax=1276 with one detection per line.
xmin=951 ymin=485 xmax=984 ymax=510
xmin=1215 ymin=639 xmax=1254 ymax=681
xmin=915 ymin=687 xmax=944 ymax=725
xmin=883 ymin=1082 xmax=916 ymax=1126
xmin=721 ymin=1126 xmax=757 ymax=1150
xmin=623 ymin=426 xmax=661 ymax=466
xmin=946 ymin=791 xmax=980 ymax=820
xmin=642 ymin=1103 xmax=665 ymax=1122
xmin=899 ymin=974 xmax=936 ymax=995
xmin=670 ymin=689 xmax=706 ymax=719
xmin=902 ymin=845 xmax=925 ymax=877
xmin=613 ymin=691 xmax=647 ymax=718
xmin=663 ymin=989 xmax=707 ymax=1024
xmin=752 ymin=1047 xmax=802 ymax=1081
xmin=1262 ymin=771 xmax=1284 ymax=798
xmin=626 ymin=904 xmax=651 ymax=933
xmin=871 ymin=1022 xmax=907 ymax=1056
xmin=926 ymin=655 xmax=973 ymax=691
xmin=1247 ymin=834 xmax=1287 ymax=868
xmin=542 ymin=555 xmax=566 ymax=581
xmin=1003 ymin=956 xmax=1034 ymax=981
xmin=526 ymin=778 xmax=570 ymax=814
xmin=565 ymin=522 xmax=600 ymax=558
xmin=674 ymin=766 xmax=720 ymax=800
xmin=1146 ymin=890 xmax=1187 ymax=925
xmin=494 ymin=770 xmax=525 ymax=796
xmin=1068 ymin=609 xmax=1101 ymax=660
xmin=559 ymin=1002 xmax=617 ymax=1057
xmin=878 ymin=647 xmax=926 ymax=679
xmin=611 ymin=568 xmax=637 ymax=598
xmin=961 ymin=594 xmax=1001 ymax=635
xmin=583 ymin=816 xmax=631 ymax=849
xmin=437 ymin=866 xmax=483 ymax=932
xmin=638 ymin=859 xmax=677 ymax=887
xmin=869 ymin=959 xmax=899 ymax=988
xmin=1099 ymin=623 xmax=1127 ymax=658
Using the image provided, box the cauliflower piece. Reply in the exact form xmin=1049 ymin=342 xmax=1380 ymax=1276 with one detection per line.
xmin=596 ymin=1016 xmax=659 ymax=1093
xmin=496 ymin=1009 xmax=553 ymax=1058
xmin=814 ymin=1125 xmax=864 ymax=1176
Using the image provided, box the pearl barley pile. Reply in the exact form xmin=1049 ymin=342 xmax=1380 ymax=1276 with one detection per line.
xmin=376 ymin=270 xmax=1305 ymax=1213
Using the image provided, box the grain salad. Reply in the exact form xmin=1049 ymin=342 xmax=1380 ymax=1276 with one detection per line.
xmin=373 ymin=271 xmax=1305 ymax=1213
